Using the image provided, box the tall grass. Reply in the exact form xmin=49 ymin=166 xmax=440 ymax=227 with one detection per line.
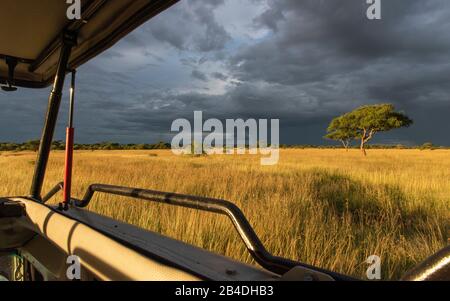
xmin=0 ymin=149 xmax=448 ymax=279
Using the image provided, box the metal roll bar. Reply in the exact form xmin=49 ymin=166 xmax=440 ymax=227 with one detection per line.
xmin=67 ymin=183 xmax=355 ymax=280
xmin=401 ymin=245 xmax=450 ymax=281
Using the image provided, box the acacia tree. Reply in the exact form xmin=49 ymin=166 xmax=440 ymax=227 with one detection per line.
xmin=326 ymin=104 xmax=413 ymax=155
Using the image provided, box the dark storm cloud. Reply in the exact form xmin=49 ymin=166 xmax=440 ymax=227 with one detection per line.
xmin=143 ymin=0 xmax=229 ymax=52
xmin=212 ymin=72 xmax=228 ymax=81
xmin=232 ymin=0 xmax=450 ymax=84
xmin=192 ymin=5 xmax=230 ymax=52
xmin=1 ymin=0 xmax=450 ymax=146
xmin=225 ymin=0 xmax=450 ymax=144
xmin=191 ymin=70 xmax=208 ymax=81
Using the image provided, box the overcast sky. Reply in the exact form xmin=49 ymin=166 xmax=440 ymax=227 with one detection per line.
xmin=1 ymin=0 xmax=450 ymax=145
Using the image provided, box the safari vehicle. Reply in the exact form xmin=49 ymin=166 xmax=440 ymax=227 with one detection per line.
xmin=0 ymin=0 xmax=448 ymax=281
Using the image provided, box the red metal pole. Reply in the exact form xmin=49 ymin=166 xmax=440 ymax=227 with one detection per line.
xmin=63 ymin=127 xmax=74 ymax=205
xmin=63 ymin=70 xmax=76 ymax=208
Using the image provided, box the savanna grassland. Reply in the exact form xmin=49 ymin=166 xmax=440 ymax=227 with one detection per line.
xmin=0 ymin=149 xmax=448 ymax=280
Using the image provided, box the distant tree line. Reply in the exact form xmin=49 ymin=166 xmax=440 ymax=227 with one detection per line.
xmin=0 ymin=141 xmax=171 ymax=152
xmin=0 ymin=140 xmax=446 ymax=152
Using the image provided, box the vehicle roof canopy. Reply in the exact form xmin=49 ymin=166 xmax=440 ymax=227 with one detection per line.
xmin=0 ymin=0 xmax=178 ymax=88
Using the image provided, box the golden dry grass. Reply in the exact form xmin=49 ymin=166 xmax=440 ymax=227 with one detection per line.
xmin=0 ymin=149 xmax=448 ymax=280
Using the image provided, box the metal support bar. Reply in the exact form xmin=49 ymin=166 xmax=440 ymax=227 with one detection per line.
xmin=30 ymin=33 xmax=77 ymax=200
xmin=1 ymin=56 xmax=18 ymax=92
xmin=73 ymin=184 xmax=355 ymax=280
xmin=62 ymin=70 xmax=77 ymax=209
xmin=42 ymin=182 xmax=64 ymax=203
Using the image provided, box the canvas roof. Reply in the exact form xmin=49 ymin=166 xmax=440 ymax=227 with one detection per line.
xmin=0 ymin=0 xmax=178 ymax=88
